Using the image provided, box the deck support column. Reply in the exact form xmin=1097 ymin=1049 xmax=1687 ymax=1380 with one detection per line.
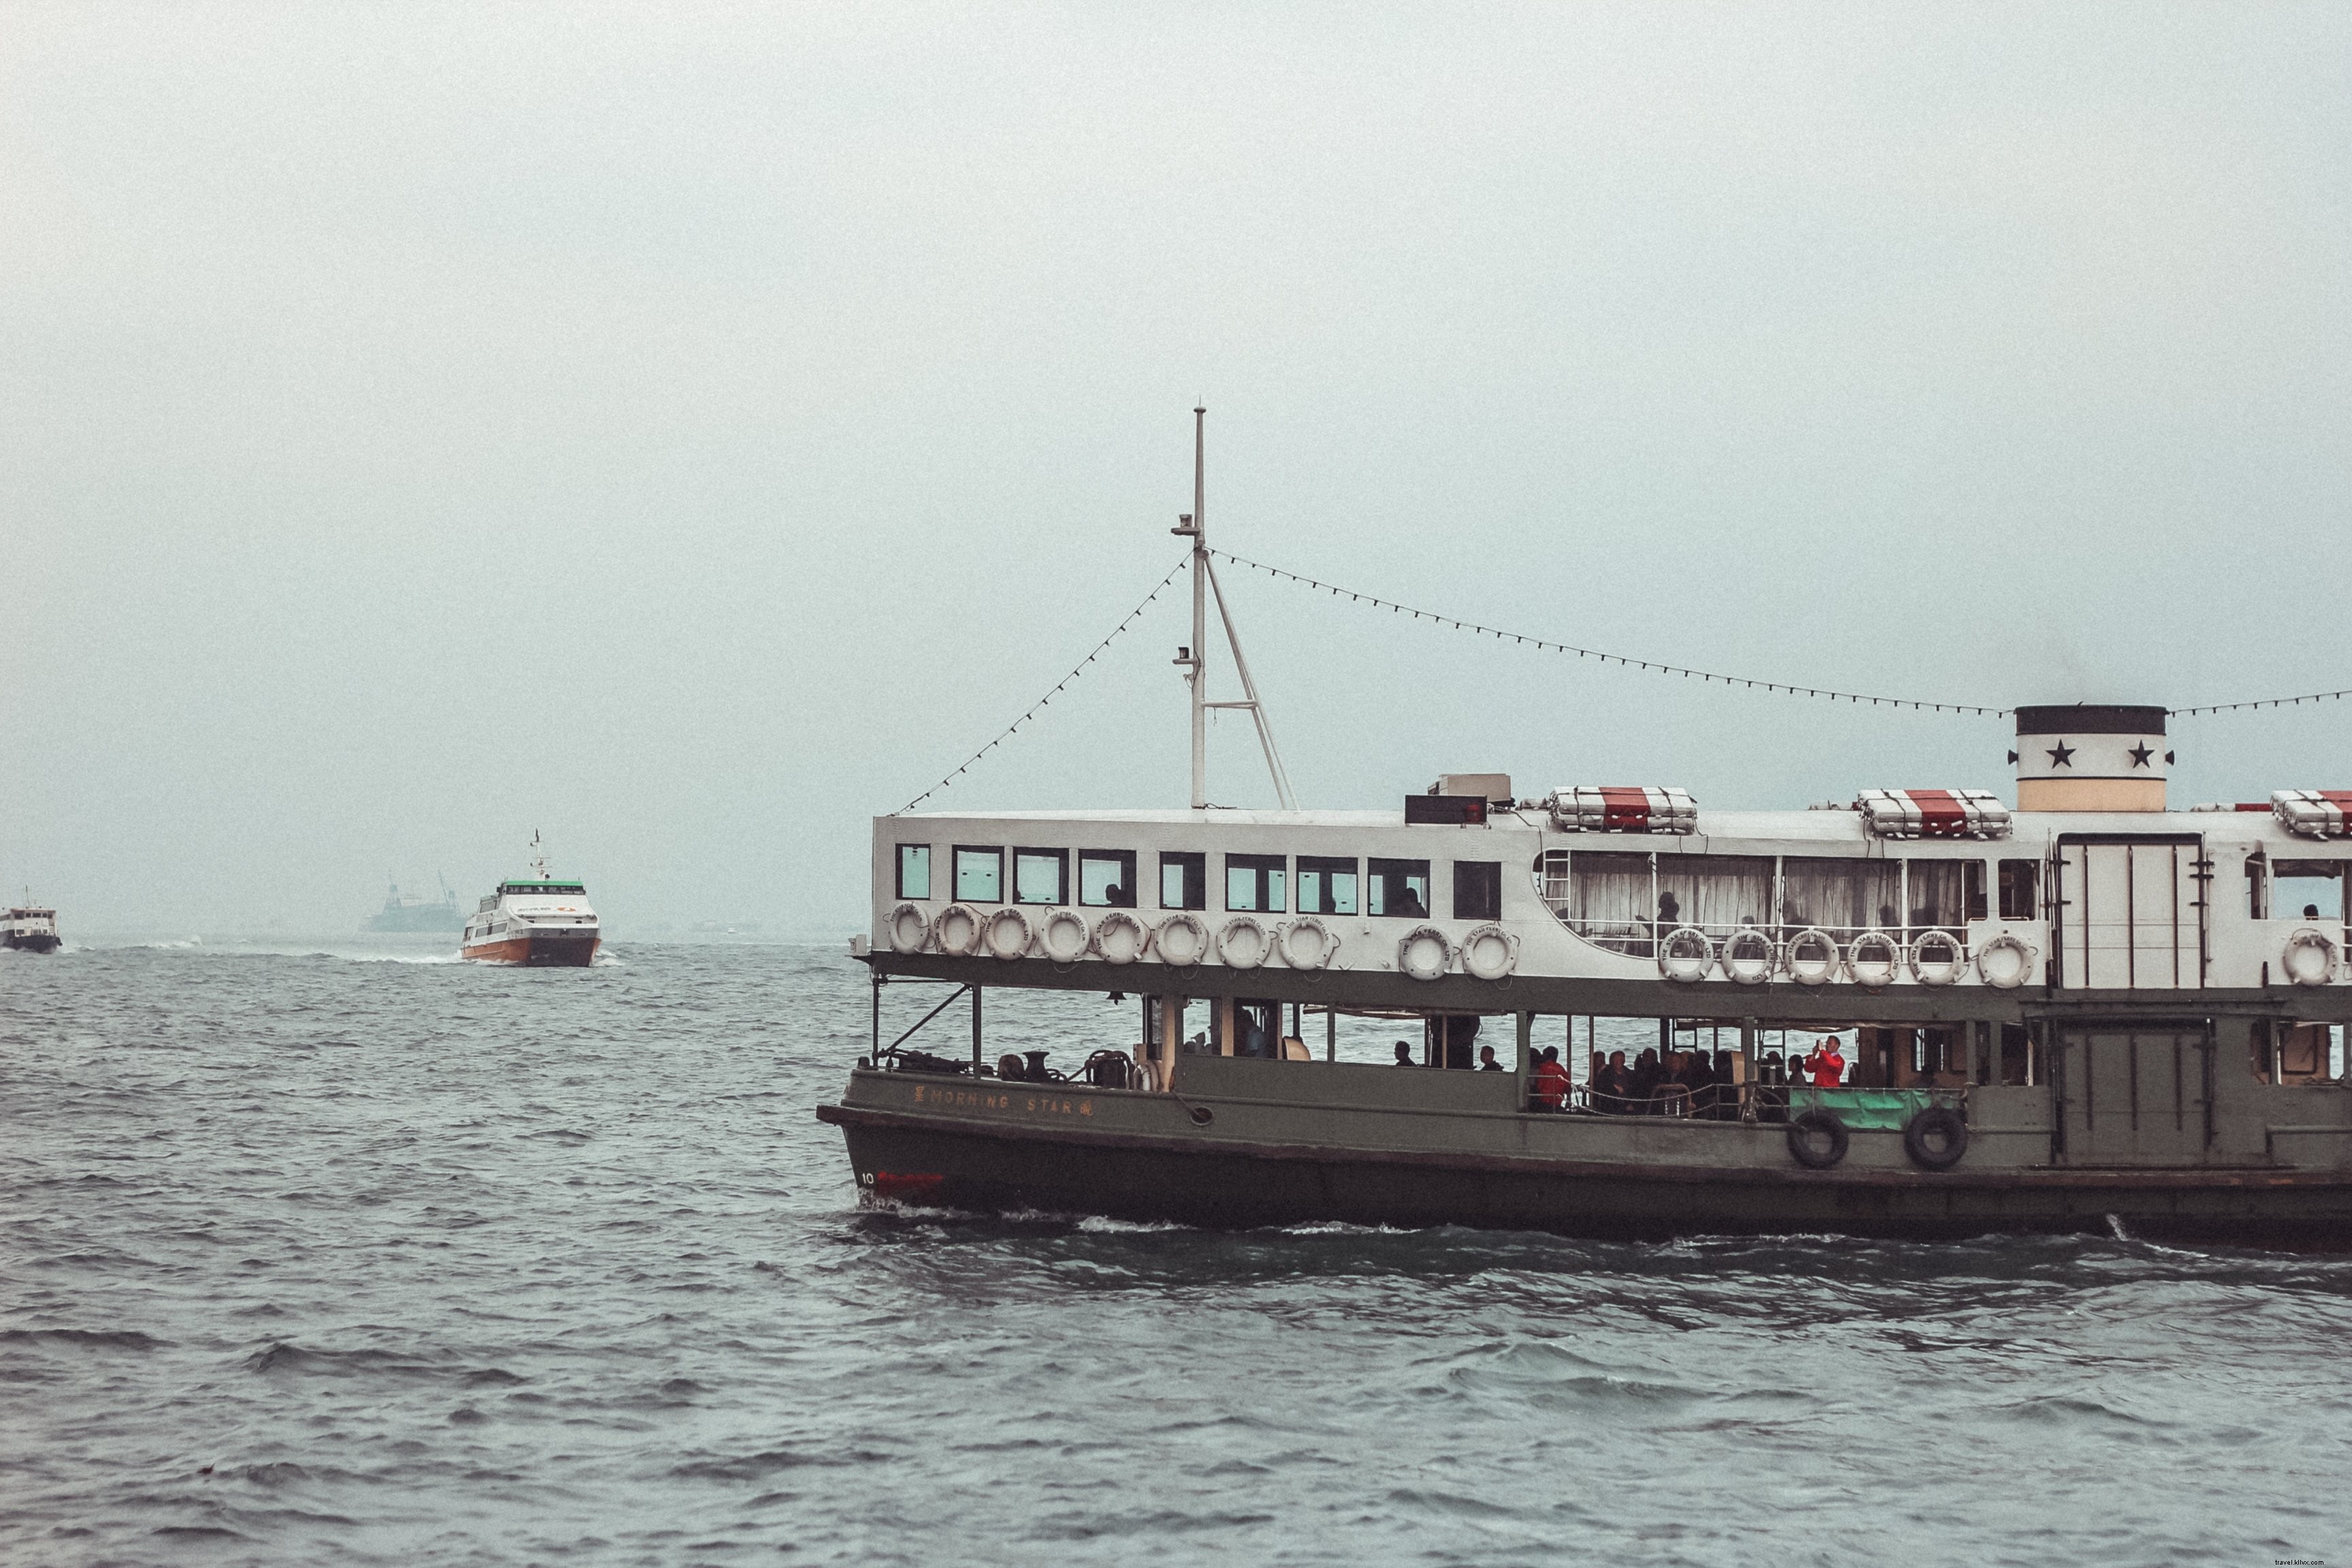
xmin=1326 ymin=1006 xmax=1336 ymax=1062
xmin=1516 ymin=1011 xmax=1533 ymax=1111
xmin=870 ymin=970 xmax=881 ymax=1062
xmin=971 ymin=985 xmax=983 ymax=1075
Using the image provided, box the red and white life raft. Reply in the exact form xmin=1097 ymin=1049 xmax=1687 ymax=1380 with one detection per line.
xmin=2273 ymin=790 xmax=2352 ymax=839
xmin=1855 ymin=789 xmax=2012 ymax=840
xmin=1546 ymin=786 xmax=1698 ymax=834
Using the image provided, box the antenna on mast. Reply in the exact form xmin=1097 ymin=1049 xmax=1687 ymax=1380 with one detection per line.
xmin=1169 ymin=406 xmax=1295 ymax=811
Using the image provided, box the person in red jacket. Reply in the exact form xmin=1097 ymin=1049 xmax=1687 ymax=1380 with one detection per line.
xmin=1531 ymin=1046 xmax=1571 ymax=1111
xmin=1805 ymin=1036 xmax=1848 ymax=1087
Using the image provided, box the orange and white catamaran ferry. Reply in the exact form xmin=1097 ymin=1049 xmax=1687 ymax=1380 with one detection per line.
xmin=819 ymin=413 xmax=2352 ymax=1244
xmin=461 ymin=834 xmax=600 ymax=966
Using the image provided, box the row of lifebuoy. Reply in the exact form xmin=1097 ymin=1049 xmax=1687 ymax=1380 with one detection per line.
xmin=885 ymin=902 xmax=1525 ymax=981
xmin=1654 ymin=927 xmax=2038 ymax=990
xmin=2283 ymin=926 xmax=2342 ymax=987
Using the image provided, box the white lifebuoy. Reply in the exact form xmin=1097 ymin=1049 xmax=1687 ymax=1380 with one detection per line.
xmin=1909 ymin=929 xmax=1965 ymax=987
xmin=1093 ymin=909 xmax=1150 ymax=964
xmin=2283 ymin=926 xmax=2338 ymax=987
xmin=1154 ymin=912 xmax=1209 ymax=967
xmin=1398 ymin=926 xmax=1453 ymax=981
xmin=1975 ymin=932 xmax=2036 ymax=990
xmin=1218 ymin=916 xmax=1269 ymax=969
xmin=1784 ymin=928 xmax=1839 ymax=985
xmin=933 ymin=903 xmax=984 ymax=958
xmin=981 ymin=906 xmax=1032 ymax=960
xmin=1658 ymin=926 xmax=1714 ymax=984
xmin=1720 ymin=928 xmax=1774 ymax=985
xmin=1460 ymin=923 xmax=1518 ymax=981
xmin=887 ymin=902 xmax=930 ymax=955
xmin=1039 ymin=909 xmax=1090 ymax=963
xmin=1277 ymin=916 xmax=1338 ymax=970
xmin=1846 ymin=930 xmax=1900 ymax=987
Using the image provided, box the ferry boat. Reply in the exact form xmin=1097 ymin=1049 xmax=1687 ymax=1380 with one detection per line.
xmin=819 ymin=416 xmax=2352 ymax=1244
xmin=2 ymin=900 xmax=60 ymax=953
xmin=365 ymin=875 xmax=463 ymax=933
xmin=461 ymin=838 xmax=600 ymax=966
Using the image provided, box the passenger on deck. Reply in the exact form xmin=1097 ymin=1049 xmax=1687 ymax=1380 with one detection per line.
xmin=1395 ymin=887 xmax=1428 ymax=919
xmin=1393 ymin=1040 xmax=1415 ymax=1066
xmin=1805 ymin=1036 xmax=1847 ymax=1087
xmin=1592 ymin=1049 xmax=1631 ymax=1112
xmin=1531 ymin=1047 xmax=1570 ymax=1109
xmin=1478 ymin=1045 xmax=1503 ymax=1071
xmin=1629 ymin=1047 xmax=1663 ymax=1112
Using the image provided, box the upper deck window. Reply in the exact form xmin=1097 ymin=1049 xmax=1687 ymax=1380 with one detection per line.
xmin=1298 ymin=855 xmax=1358 ymax=915
xmin=2274 ymin=860 xmax=2346 ymax=921
xmin=1014 ymin=849 xmax=1068 ymax=906
xmin=1226 ymin=853 xmax=1286 ymax=913
xmin=1078 ymin=849 xmax=1137 ymax=908
xmin=1368 ymin=858 xmax=1431 ymax=919
xmin=896 ymin=845 xmax=932 ymax=901
xmin=1998 ymin=859 xmax=2038 ymax=920
xmin=501 ymin=881 xmax=587 ymax=896
xmin=1656 ymin=855 xmax=1770 ymax=930
xmin=1160 ymin=851 xmax=1207 ymax=911
xmin=1779 ymin=858 xmax=1901 ymax=934
xmin=953 ymin=846 xmax=1003 ymax=903
xmin=1453 ymin=862 xmax=1502 ymax=921
xmin=1906 ymin=860 xmax=1967 ymax=934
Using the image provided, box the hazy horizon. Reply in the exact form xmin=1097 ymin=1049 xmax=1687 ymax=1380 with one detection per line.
xmin=5 ymin=5 xmax=2350 ymax=936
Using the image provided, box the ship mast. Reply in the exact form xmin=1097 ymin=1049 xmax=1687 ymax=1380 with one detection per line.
xmin=1172 ymin=406 xmax=1295 ymax=811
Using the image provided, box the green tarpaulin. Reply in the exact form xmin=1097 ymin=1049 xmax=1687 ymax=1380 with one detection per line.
xmin=1786 ymin=1088 xmax=1942 ymax=1130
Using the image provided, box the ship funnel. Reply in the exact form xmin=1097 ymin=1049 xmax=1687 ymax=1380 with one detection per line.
xmin=2012 ymin=704 xmax=2168 ymax=813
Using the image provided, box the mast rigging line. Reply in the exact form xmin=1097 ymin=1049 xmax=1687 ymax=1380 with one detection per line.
xmin=1210 ymin=549 xmax=2009 ymax=717
xmin=898 ymin=555 xmax=1189 ymax=814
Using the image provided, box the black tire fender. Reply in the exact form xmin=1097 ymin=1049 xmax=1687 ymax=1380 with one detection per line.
xmin=1903 ymin=1105 xmax=1970 ymax=1171
xmin=1786 ymin=1109 xmax=1850 ymax=1170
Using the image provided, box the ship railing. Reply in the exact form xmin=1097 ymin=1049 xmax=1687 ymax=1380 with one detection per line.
xmin=1531 ymin=1081 xmax=1797 ymax=1123
xmin=1558 ymin=918 xmax=1972 ymax=964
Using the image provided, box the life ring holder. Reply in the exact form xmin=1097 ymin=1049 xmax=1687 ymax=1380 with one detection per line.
xmin=1218 ymin=915 xmax=1270 ymax=970
xmin=1908 ymin=929 xmax=1966 ymax=987
xmin=1154 ymin=912 xmax=1209 ymax=968
xmin=1397 ymin=926 xmax=1454 ymax=981
xmin=1092 ymin=909 xmax=1152 ymax=964
xmin=886 ymin=901 xmax=931 ymax=955
xmin=981 ymin=906 xmax=1034 ymax=960
xmin=1720 ymin=928 xmax=1775 ymax=986
xmin=1844 ymin=929 xmax=1901 ymax=989
xmin=1783 ymin=928 xmax=1840 ymax=986
xmin=1974 ymin=932 xmax=2036 ymax=990
xmin=1657 ymin=926 xmax=1714 ymax=985
xmin=932 ymin=902 xmax=985 ymax=958
xmin=2283 ymin=926 xmax=2339 ymax=987
xmin=1038 ymin=909 xmax=1091 ymax=964
xmin=1277 ymin=915 xmax=1339 ymax=971
xmin=1459 ymin=923 xmax=1519 ymax=981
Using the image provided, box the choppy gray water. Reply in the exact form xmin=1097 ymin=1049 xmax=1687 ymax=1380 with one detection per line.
xmin=5 ymin=941 xmax=2351 ymax=1566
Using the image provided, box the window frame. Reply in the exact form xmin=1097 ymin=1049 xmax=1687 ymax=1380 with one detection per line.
xmin=1160 ymin=851 xmax=1207 ymax=911
xmin=1012 ymin=847 xmax=1068 ymax=906
xmin=1997 ymin=858 xmax=2039 ymax=921
xmin=1077 ymin=849 xmax=1139 ymax=909
xmin=1225 ymin=853 xmax=1288 ymax=914
xmin=1296 ymin=855 xmax=1360 ymax=916
xmin=1368 ymin=857 xmax=1433 ymax=919
xmin=896 ymin=843 xmax=932 ymax=901
xmin=1452 ymin=860 xmax=1502 ymax=921
xmin=952 ymin=845 xmax=1004 ymax=904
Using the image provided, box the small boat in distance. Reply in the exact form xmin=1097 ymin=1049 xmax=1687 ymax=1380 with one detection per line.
xmin=461 ymin=835 xmax=600 ymax=966
xmin=366 ymin=875 xmax=463 ymax=933
xmin=2 ymin=898 xmax=60 ymax=954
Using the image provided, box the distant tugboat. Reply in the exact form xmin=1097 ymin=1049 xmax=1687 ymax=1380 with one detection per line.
xmin=461 ymin=834 xmax=600 ymax=966
xmin=2 ymin=898 xmax=61 ymax=954
xmin=365 ymin=875 xmax=463 ymax=934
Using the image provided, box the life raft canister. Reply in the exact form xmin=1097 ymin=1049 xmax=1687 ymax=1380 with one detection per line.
xmin=1784 ymin=928 xmax=1839 ymax=985
xmin=1277 ymin=916 xmax=1339 ymax=970
xmin=1974 ymin=932 xmax=2036 ymax=989
xmin=1039 ymin=909 xmax=1090 ymax=963
xmin=933 ymin=902 xmax=985 ymax=958
xmin=1218 ymin=916 xmax=1269 ymax=970
xmin=1092 ymin=909 xmax=1150 ymax=964
xmin=1786 ymin=1109 xmax=1850 ymax=1169
xmin=1720 ymin=928 xmax=1774 ymax=985
xmin=1657 ymin=926 xmax=1714 ymax=984
xmin=1908 ymin=929 xmax=1966 ymax=987
xmin=1397 ymin=926 xmax=1452 ymax=981
xmin=1154 ymin=912 xmax=1209 ymax=967
xmin=982 ymin=906 xmax=1033 ymax=960
xmin=1845 ymin=929 xmax=1901 ymax=987
xmin=1460 ymin=923 xmax=1518 ymax=981
xmin=887 ymin=902 xmax=931 ymax=955
xmin=1903 ymin=1105 xmax=1969 ymax=1171
xmin=2283 ymin=926 xmax=2339 ymax=987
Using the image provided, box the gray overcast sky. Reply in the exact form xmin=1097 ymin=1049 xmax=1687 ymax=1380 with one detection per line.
xmin=3 ymin=4 xmax=2349 ymax=935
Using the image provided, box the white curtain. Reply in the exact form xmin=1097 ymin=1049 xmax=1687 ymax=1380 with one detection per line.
xmin=1780 ymin=858 xmax=1902 ymax=933
xmin=1656 ymin=856 xmax=1771 ymax=930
